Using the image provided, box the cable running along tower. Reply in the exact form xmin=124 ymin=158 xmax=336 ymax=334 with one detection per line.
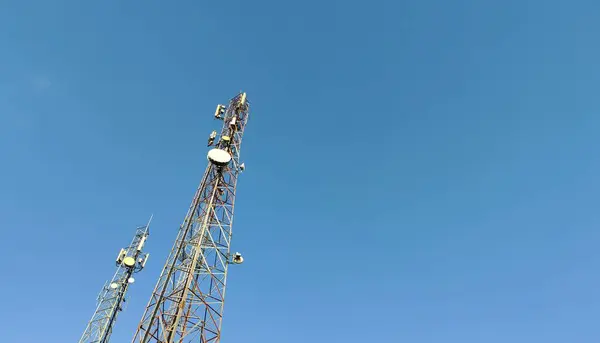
xmin=79 ymin=221 xmax=151 ymax=343
xmin=132 ymin=92 xmax=250 ymax=343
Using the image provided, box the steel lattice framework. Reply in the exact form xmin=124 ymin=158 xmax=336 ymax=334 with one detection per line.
xmin=131 ymin=92 xmax=250 ymax=343
xmin=79 ymin=221 xmax=151 ymax=343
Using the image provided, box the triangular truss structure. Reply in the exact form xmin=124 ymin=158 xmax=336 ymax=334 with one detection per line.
xmin=132 ymin=93 xmax=250 ymax=343
xmin=79 ymin=222 xmax=151 ymax=343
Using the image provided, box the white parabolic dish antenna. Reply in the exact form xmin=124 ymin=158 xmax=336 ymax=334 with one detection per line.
xmin=207 ymin=148 xmax=232 ymax=166
xmin=122 ymin=256 xmax=136 ymax=267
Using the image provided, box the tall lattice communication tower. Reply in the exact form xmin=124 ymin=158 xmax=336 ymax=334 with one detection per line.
xmin=79 ymin=220 xmax=151 ymax=343
xmin=131 ymin=92 xmax=250 ymax=343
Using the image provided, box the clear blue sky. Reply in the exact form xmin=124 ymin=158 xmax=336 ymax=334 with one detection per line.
xmin=2 ymin=1 xmax=600 ymax=342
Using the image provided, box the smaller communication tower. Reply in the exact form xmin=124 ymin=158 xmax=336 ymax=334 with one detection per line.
xmin=79 ymin=218 xmax=152 ymax=343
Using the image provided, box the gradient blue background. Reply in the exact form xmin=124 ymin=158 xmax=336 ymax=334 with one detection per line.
xmin=2 ymin=1 xmax=600 ymax=342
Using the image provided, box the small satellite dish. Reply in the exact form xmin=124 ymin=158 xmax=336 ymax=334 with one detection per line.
xmin=110 ymin=283 xmax=119 ymax=289
xmin=122 ymin=256 xmax=136 ymax=267
xmin=232 ymin=252 xmax=244 ymax=264
xmin=128 ymin=277 xmax=135 ymax=284
xmin=207 ymin=148 xmax=232 ymax=166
